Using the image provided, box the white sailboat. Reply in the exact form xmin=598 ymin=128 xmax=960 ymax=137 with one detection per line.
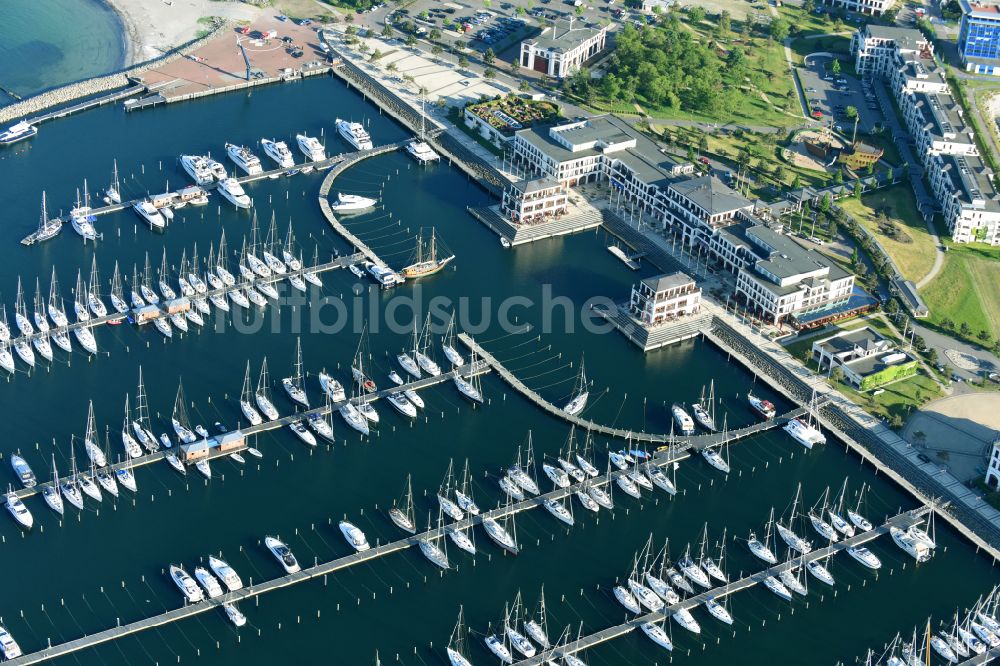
xmin=87 ymin=255 xmax=107 ymax=318
xmin=43 ymin=455 xmax=64 ymax=515
xmin=415 ymin=314 xmax=441 ymax=377
xmin=255 ymin=357 xmax=280 ymax=421
xmin=109 ymin=261 xmax=129 ymax=314
xmin=120 ymin=395 xmax=143 ymax=458
xmin=441 ymin=313 xmax=465 ymax=367
xmin=132 ymin=367 xmax=159 ymax=452
xmin=562 ymin=357 xmax=589 ymax=416
xmin=447 ymin=607 xmax=475 ymax=666
xmin=748 ymin=508 xmax=779 ymax=564
xmin=171 ymin=380 xmax=198 ymax=444
xmin=388 ymin=474 xmax=417 ymax=534
xmin=83 ymin=401 xmax=107 ymax=467
xmin=282 ymin=337 xmax=310 ymax=408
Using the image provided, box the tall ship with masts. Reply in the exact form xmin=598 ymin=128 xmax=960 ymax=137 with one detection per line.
xmin=400 ymin=228 xmax=454 ymax=279
xmin=34 ymin=191 xmax=61 ymax=242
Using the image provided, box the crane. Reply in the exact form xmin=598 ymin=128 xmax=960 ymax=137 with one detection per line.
xmin=237 ymin=36 xmax=253 ymax=81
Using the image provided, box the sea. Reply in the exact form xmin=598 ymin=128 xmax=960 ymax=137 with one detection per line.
xmin=0 ymin=74 xmax=995 ymax=665
xmin=0 ymin=0 xmax=125 ymax=107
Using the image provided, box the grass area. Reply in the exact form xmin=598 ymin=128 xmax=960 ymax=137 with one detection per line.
xmin=922 ymin=244 xmax=1000 ymax=343
xmin=837 ymin=186 xmax=938 ymax=283
xmin=975 ymin=480 xmax=1000 ymax=511
xmin=838 ymin=371 xmax=943 ymax=425
xmin=782 ymin=315 xmax=901 ymax=363
xmin=777 ymin=5 xmax=852 ymax=37
xmin=788 ymin=35 xmax=851 ymax=66
xmin=857 ymin=131 xmax=901 ymax=168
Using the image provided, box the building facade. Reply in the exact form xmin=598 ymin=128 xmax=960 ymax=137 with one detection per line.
xmin=499 ymin=178 xmax=569 ymax=225
xmin=958 ymin=1 xmax=1000 ymax=75
xmin=821 ymin=0 xmax=896 ymax=16
xmin=987 ymin=436 xmax=1000 ymax=489
xmin=519 ymin=20 xmax=608 ymax=79
xmin=628 ymin=272 xmax=702 ymax=325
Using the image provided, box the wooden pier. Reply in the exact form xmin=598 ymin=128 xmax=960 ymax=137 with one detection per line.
xmin=5 ymin=395 xmax=701 ymax=666
xmin=514 ymin=507 xmax=932 ymax=666
xmin=316 ymin=141 xmax=406 ymax=268
xmin=457 ymin=333 xmax=812 ymax=448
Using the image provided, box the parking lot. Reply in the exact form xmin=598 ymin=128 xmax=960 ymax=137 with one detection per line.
xmin=800 ymin=54 xmax=883 ymax=136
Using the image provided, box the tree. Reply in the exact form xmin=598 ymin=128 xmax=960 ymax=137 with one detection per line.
xmin=483 ymin=48 xmax=496 ymax=65
xmin=769 ymin=17 xmax=790 ymax=42
xmin=845 ymin=105 xmax=858 ymax=120
xmin=791 ymin=173 xmax=801 ymax=190
xmin=803 ymin=0 xmax=815 ymax=10
xmin=830 ymin=366 xmax=845 ymax=384
xmin=387 ymin=61 xmax=398 ymax=72
xmin=406 ymin=34 xmax=417 ymax=46
xmin=345 ymin=13 xmax=355 ymax=23
xmin=773 ymin=165 xmax=786 ymax=183
xmin=890 ymin=414 xmax=904 ymax=430
xmin=458 ymin=54 xmax=469 ymax=68
xmin=484 ymin=67 xmax=497 ymax=79
xmin=687 ymin=6 xmax=706 ymax=23
xmin=831 ymin=59 xmax=842 ymax=75
xmin=432 ymin=44 xmax=443 ymax=56
xmin=345 ymin=25 xmax=357 ymax=36
xmin=979 ymin=329 xmax=993 ymax=342
xmin=382 ymin=23 xmax=393 ymax=38
xmin=717 ymin=11 xmax=732 ymax=35
xmin=960 ymin=321 xmax=973 ymax=337
xmin=483 ymin=0 xmax=491 ymax=6
xmin=430 ymin=28 xmax=441 ymax=40
xmin=575 ymin=5 xmax=584 ymax=15
xmin=853 ymin=180 xmax=863 ymax=199
xmin=516 ymin=6 xmax=525 ymax=16
xmin=519 ymin=79 xmax=531 ymax=92
xmin=942 ymin=317 xmax=955 ymax=330
xmin=820 ymin=193 xmax=832 ymax=213
xmin=925 ymin=348 xmax=938 ymax=365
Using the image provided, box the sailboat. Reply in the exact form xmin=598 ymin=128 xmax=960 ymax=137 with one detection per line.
xmin=505 ymin=599 xmax=536 ymax=658
xmin=784 ymin=390 xmax=826 ymax=449
xmin=188 ymin=244 xmax=208 ymax=294
xmin=562 ymin=357 xmax=589 ymax=416
xmin=438 ymin=460 xmax=466 ymax=521
xmin=400 ymin=228 xmax=454 ymax=279
xmin=397 ymin=320 xmax=422 ymax=379
xmin=508 ymin=436 xmax=540 ymax=496
xmin=446 ymin=607 xmax=474 ymax=666
xmin=389 ymin=474 xmax=417 ymax=534
xmin=829 ymin=478 xmax=856 ymax=537
xmin=691 ymin=380 xmax=717 ymax=431
xmin=455 ymin=460 xmax=480 ymax=516
xmin=406 ymin=93 xmax=441 ymax=163
xmin=255 ymin=358 xmax=280 ymax=421
xmin=482 ymin=498 xmax=519 ymax=554
xmin=216 ymin=230 xmax=237 ymax=287
xmin=109 ymin=261 xmax=129 ymax=314
xmin=70 ymin=181 xmax=98 ymax=241
xmin=158 ymin=249 xmax=177 ymax=300
xmin=71 ymin=270 xmax=89 ymax=323
xmin=484 ymin=609 xmax=516 ymax=664
xmin=282 ymin=337 xmax=310 ymax=408
xmin=644 ymin=540 xmax=680 ymax=604
xmin=776 ymin=485 xmax=813 ymax=554
xmin=177 ymin=250 xmax=195 ymax=298
xmin=352 ymin=324 xmax=378 ymax=393
xmin=60 ymin=445 xmax=85 ymax=511
xmin=141 ymin=253 xmax=159 ymax=305
xmin=262 ymin=213 xmax=288 ymax=275
xmin=701 ymin=415 xmax=730 ymax=473
xmin=43 ymin=455 xmax=64 ymax=515
xmin=453 ymin=349 xmax=483 ymax=403
xmin=441 ymin=313 xmax=465 ymax=367
xmin=87 ymin=256 xmax=107 ymax=317
xmin=104 ymin=159 xmax=121 ymax=204
xmin=95 ymin=430 xmax=119 ymax=497
xmin=418 ymin=510 xmax=451 ymax=570
xmin=120 ymin=395 xmax=143 ymax=458
xmin=240 ymin=361 xmax=263 ymax=426
xmin=14 ymin=277 xmax=34 ymax=337
xmin=524 ymin=587 xmax=552 ymax=649
xmin=32 ymin=278 xmax=49 ymax=333
xmin=748 ymin=508 xmax=779 ymax=564
xmin=849 ymin=483 xmax=874 ymax=532
xmin=132 ymin=367 xmax=159 ymax=452
xmin=699 ymin=526 xmax=728 ymax=583
xmin=415 ymin=313 xmax=441 ymax=377
xmin=171 ymin=380 xmax=198 ymax=444
xmin=282 ymin=222 xmax=301 ymax=270
xmin=83 ymin=401 xmax=107 ymax=467
xmin=34 ymin=191 xmax=62 ymax=242
xmin=129 ymin=264 xmax=146 ymax=309
xmin=808 ymin=487 xmax=840 ymax=543
xmin=641 ymin=614 xmax=674 ymax=651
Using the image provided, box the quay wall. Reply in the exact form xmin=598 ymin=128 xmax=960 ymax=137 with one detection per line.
xmin=706 ymin=319 xmax=1000 ymax=560
xmin=0 ymin=22 xmax=230 ymax=125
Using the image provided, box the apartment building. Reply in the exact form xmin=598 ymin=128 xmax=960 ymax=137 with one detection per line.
xmin=519 ymin=19 xmax=608 ymax=79
xmin=958 ymin=0 xmax=1000 ymax=75
xmin=628 ymin=272 xmax=702 ymax=325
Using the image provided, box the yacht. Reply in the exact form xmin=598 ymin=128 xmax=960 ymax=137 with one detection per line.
xmin=70 ymin=209 xmax=97 ymax=241
xmin=10 ymin=455 xmax=36 ymax=488
xmin=339 ymin=402 xmax=370 ymax=435
xmin=930 ymin=635 xmax=958 ymax=664
xmin=406 ymin=139 xmax=440 ymax=163
xmin=224 ymin=604 xmax=247 ymax=628
xmin=359 ymin=401 xmax=379 ymax=423
xmin=404 ymin=388 xmax=424 ymax=409
xmin=543 ymin=497 xmax=574 ymax=526
xmin=679 ymin=554 xmax=711 ymax=588
xmin=748 ymin=392 xmax=777 ymax=419
xmin=701 ymin=446 xmax=730 ymax=474
xmin=165 ymin=453 xmax=185 ymax=474
xmin=261 ymin=138 xmax=294 ymax=168
xmin=784 ymin=417 xmax=826 ymax=449
xmin=747 ymin=532 xmax=777 ymax=564
xmin=628 ymin=578 xmax=664 ymax=612
xmin=558 ymin=457 xmax=585 ymax=483
xmin=339 ymin=520 xmax=371 ymax=551
xmin=318 ymin=372 xmax=347 ymax=402
xmin=645 ymin=464 xmax=676 ymax=495
xmin=6 ymin=492 xmax=32 ymax=529
xmin=209 ymin=555 xmax=244 ymax=591
xmin=613 ymin=585 xmax=641 ymax=614
xmin=32 ymin=333 xmax=53 ymax=362
xmin=484 ymin=634 xmax=513 ymax=665
xmin=296 ymin=134 xmax=326 ymax=161
xmin=847 ymin=545 xmax=882 ymax=569
xmin=806 ymin=559 xmax=835 ymax=586
xmin=776 ymin=522 xmax=812 ymax=554
xmin=848 ymin=508 xmax=873 ymax=532
xmin=170 ymin=565 xmax=205 ymax=603
xmin=506 ymin=624 xmax=536 ymax=659
xmin=691 ymin=400 xmax=716 ymax=431
xmin=336 ymin=118 xmax=373 ymax=150
xmin=226 ymin=142 xmax=263 ymax=175
xmin=218 ymin=178 xmax=251 ymax=208
xmin=0 ymin=120 xmax=37 ymax=145
xmin=482 ymin=515 xmax=518 ymax=554
xmin=206 ymin=158 xmax=227 ymax=180
xmin=194 ymin=567 xmax=224 ymax=599
xmin=133 ymin=200 xmax=166 ymax=230
xmin=115 ymin=464 xmax=137 ymax=493
xmin=387 ymin=392 xmax=418 ymax=417
xmin=195 ymin=459 xmax=211 ymax=479
xmin=672 ymin=607 xmax=702 ymax=634
xmin=705 ymin=598 xmax=734 ymax=624
xmin=307 ymin=413 xmax=335 ymax=442
xmin=0 ymin=625 xmax=22 ymax=660
xmin=331 ymin=192 xmax=377 ymax=212
xmin=0 ymin=345 xmax=12 ymax=375
xmin=542 ymin=463 xmax=571 ymax=489
xmin=13 ymin=339 xmax=34 ymax=367
xmin=617 ymin=473 xmax=642 ymax=499
xmin=418 ymin=537 xmax=450 ymax=569
xmin=890 ymin=526 xmax=932 ymax=562
xmin=180 ymin=155 xmax=215 ymax=185
xmin=763 ymin=575 xmax=793 ymax=601
xmin=499 ymin=475 xmax=524 ymax=501
xmin=672 ymin=403 xmax=695 ymax=435
xmin=779 ymin=568 xmax=807 ymax=596
xmin=265 ymin=535 xmax=301 ymax=573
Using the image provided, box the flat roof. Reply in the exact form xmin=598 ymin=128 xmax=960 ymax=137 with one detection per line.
xmin=814 ymin=326 xmax=887 ymax=355
xmin=959 ymin=0 xmax=1000 ymax=19
xmin=863 ymin=25 xmax=928 ymax=50
xmin=747 ymin=225 xmax=836 ymax=281
xmin=937 ymin=153 xmax=1000 ymax=211
xmin=845 ymin=349 xmax=916 ymax=377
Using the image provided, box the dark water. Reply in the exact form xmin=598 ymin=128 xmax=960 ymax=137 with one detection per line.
xmin=0 ymin=0 xmax=124 ymax=107
xmin=0 ymin=75 xmax=995 ymax=666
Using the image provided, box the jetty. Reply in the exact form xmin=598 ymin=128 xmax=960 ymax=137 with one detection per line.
xmin=514 ymin=506 xmax=932 ymax=666
xmin=457 ymin=333 xmax=813 ymax=448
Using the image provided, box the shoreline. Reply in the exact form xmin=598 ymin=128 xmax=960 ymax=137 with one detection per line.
xmin=102 ymin=0 xmax=141 ymax=68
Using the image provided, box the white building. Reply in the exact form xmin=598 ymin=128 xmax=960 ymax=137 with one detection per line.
xmin=821 ymin=0 xmax=896 ymax=16
xmin=629 ymin=272 xmax=702 ymax=325
xmin=852 ymin=25 xmax=934 ymax=79
xmin=500 ymin=178 xmax=569 ymax=225
xmin=519 ymin=19 xmax=608 ymax=79
xmin=987 ymin=436 xmax=1000 ymax=490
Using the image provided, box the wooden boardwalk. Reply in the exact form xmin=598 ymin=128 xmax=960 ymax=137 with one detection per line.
xmin=457 ymin=333 xmax=812 ymax=448
xmin=514 ymin=507 xmax=931 ymax=666
xmin=316 ymin=141 xmax=406 ymax=268
xmin=1 ymin=253 xmax=364 ymax=351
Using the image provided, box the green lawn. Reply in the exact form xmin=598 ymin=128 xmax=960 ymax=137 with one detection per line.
xmin=788 ymin=35 xmax=851 ymax=66
xmin=838 ymin=371 xmax=942 ymax=425
xmin=922 ymin=244 xmax=1000 ymax=342
xmin=783 ymin=315 xmax=902 ymax=364
xmin=838 ymin=186 xmax=938 ymax=283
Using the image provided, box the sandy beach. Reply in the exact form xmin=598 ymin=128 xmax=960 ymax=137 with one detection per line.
xmin=105 ymin=0 xmax=260 ymax=66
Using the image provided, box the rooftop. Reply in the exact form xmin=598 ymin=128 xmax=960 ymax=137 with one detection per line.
xmin=910 ymin=90 xmax=970 ymax=142
xmin=511 ymin=177 xmax=563 ymax=194
xmin=524 ymin=19 xmax=607 ymax=53
xmin=669 ymin=176 xmax=752 ymax=216
xmin=746 ymin=225 xmax=848 ymax=283
xmin=959 ymin=0 xmax=1000 ymax=19
xmin=640 ymin=271 xmax=695 ymax=293
xmin=844 ymin=349 xmax=917 ymax=377
xmin=863 ymin=25 xmax=929 ymax=51
xmin=937 ymin=152 xmax=1000 ymax=211
xmin=813 ymin=326 xmax=889 ymax=356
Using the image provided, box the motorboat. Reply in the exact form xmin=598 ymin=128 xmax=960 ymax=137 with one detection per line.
xmin=847 ymin=546 xmax=882 ymax=569
xmin=359 ymin=401 xmax=379 ymax=423
xmin=388 ymin=370 xmax=404 ymax=386
xmin=331 ymin=192 xmax=377 ymax=212
xmin=387 ymin=392 xmax=418 ymax=417
xmin=364 ymin=261 xmax=403 ymax=288
xmin=318 ymin=372 xmax=347 ymax=402
xmin=289 ymin=421 xmax=317 ymax=447
xmin=613 ymin=585 xmax=641 ymax=614
xmin=194 ymin=567 xmax=224 ymax=599
xmin=181 ymin=155 xmax=215 ymax=185
xmin=226 ymin=142 xmax=263 ymax=175
xmin=10 ymin=455 xmax=36 ymax=488
xmin=748 ymin=392 xmax=776 ymax=419
xmin=133 ymin=201 xmax=166 ymax=230
xmin=672 ymin=403 xmax=695 ymax=435
xmin=339 ymin=520 xmax=371 ymax=552
xmin=406 ymin=139 xmax=440 ymax=163
xmin=404 ymin=389 xmax=424 ymax=409
xmin=336 ymin=118 xmax=373 ymax=150
xmin=784 ymin=417 xmax=827 ymax=449
xmin=0 ymin=120 xmax=37 ymax=145
xmin=296 ymin=133 xmax=326 ymax=161
xmin=5 ymin=492 xmax=32 ymax=529
xmin=224 ymin=603 xmax=247 ymax=627
xmin=208 ymin=555 xmax=243 ymax=591
xmin=217 ymin=178 xmax=251 ymax=208
xmin=890 ymin=526 xmax=932 ymax=562
xmin=265 ymin=536 xmax=301 ymax=573
xmin=0 ymin=626 xmax=22 ymax=660
xmin=170 ymin=565 xmax=205 ymax=603
xmin=261 ymin=138 xmax=294 ymax=168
